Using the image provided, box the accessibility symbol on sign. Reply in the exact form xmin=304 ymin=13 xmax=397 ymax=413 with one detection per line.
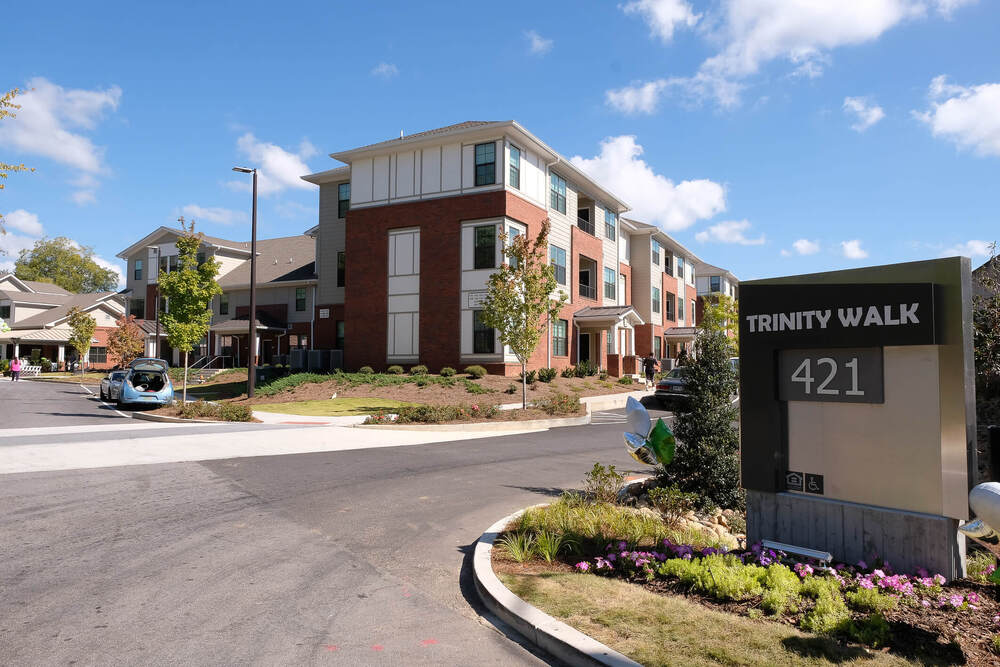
xmin=805 ymin=473 xmax=824 ymax=495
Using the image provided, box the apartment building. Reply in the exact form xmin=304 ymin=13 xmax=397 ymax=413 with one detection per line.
xmin=301 ymin=120 xmax=707 ymax=376
xmin=116 ymin=227 xmax=317 ymax=367
xmin=0 ymin=272 xmax=126 ymax=368
xmin=694 ymin=261 xmax=739 ymax=328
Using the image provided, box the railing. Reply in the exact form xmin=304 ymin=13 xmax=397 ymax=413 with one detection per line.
xmin=577 ymin=216 xmax=595 ymax=236
xmin=579 ymin=283 xmax=596 ymax=300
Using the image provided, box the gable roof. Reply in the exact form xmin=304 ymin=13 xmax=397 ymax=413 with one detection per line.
xmin=695 ymin=261 xmax=739 ymax=283
xmin=21 ymin=280 xmax=73 ymax=295
xmin=216 ymin=235 xmax=316 ymax=288
xmin=624 ymin=218 xmax=702 ymax=264
xmin=11 ymin=292 xmax=122 ymax=329
xmin=117 ymin=226 xmax=253 ymax=260
xmin=0 ymin=289 xmax=71 ymax=306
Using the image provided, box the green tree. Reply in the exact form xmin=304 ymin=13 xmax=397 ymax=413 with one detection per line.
xmin=700 ymin=293 xmax=739 ymax=354
xmin=15 ymin=237 xmax=118 ymax=293
xmin=480 ymin=220 xmax=567 ymax=409
xmin=1 ymin=88 xmax=35 ymax=239
xmin=67 ymin=307 xmax=97 ymax=373
xmin=107 ymin=314 xmax=146 ymax=368
xmin=658 ymin=328 xmax=742 ymax=510
xmin=974 ymin=244 xmax=1000 ymax=399
xmin=158 ymin=221 xmax=221 ymax=403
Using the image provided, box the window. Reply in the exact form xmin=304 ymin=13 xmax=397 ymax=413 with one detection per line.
xmin=130 ymin=298 xmax=145 ymax=319
xmin=337 ymin=251 xmax=345 ymax=287
xmin=0 ymin=305 xmax=10 ymax=319
xmin=168 ymin=255 xmax=178 ymax=272
xmin=550 ymin=245 xmax=567 ymax=285
xmin=665 ymin=292 xmax=675 ymax=320
xmin=474 ymin=225 xmax=496 ymax=270
xmin=473 ymin=310 xmax=494 ymax=354
xmin=710 ymin=276 xmax=721 ymax=292
xmin=89 ymin=347 xmax=107 ymax=364
xmin=552 ymin=319 xmax=568 ymax=356
xmin=335 ymin=321 xmax=344 ymax=350
xmin=604 ymin=209 xmax=616 ymax=240
xmin=134 ymin=259 xmax=143 ymax=281
xmin=652 ymin=239 xmax=662 ymax=266
xmin=159 ymin=254 xmax=168 ymax=275
xmin=508 ymin=227 xmax=521 ymax=269
xmin=677 ymin=256 xmax=685 ymax=281
xmin=509 ymin=145 xmax=520 ymax=190
xmin=219 ymin=293 xmax=228 ymax=315
xmin=474 ymin=142 xmax=495 ymax=186
xmin=603 ymin=267 xmax=616 ymax=300
xmin=653 ymin=337 xmax=661 ymax=359
xmin=652 ymin=286 xmax=661 ymax=314
xmin=664 ymin=253 xmax=673 ymax=276
xmin=549 ymin=173 xmax=566 ymax=214
xmin=678 ymin=297 xmax=685 ymax=321
xmin=197 ymin=251 xmax=205 ymax=266
xmin=295 ymin=287 xmax=306 ymax=312
xmin=338 ymin=183 xmax=351 ymax=218
xmin=691 ymin=300 xmax=697 ymax=325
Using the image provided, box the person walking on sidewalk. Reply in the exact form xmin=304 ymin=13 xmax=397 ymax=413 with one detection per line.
xmin=10 ymin=356 xmax=22 ymax=382
xmin=642 ymin=352 xmax=658 ymax=390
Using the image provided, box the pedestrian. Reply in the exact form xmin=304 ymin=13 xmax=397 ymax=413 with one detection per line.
xmin=643 ymin=351 xmax=657 ymax=390
xmin=10 ymin=356 xmax=21 ymax=382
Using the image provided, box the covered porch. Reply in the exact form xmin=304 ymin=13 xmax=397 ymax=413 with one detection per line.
xmin=0 ymin=327 xmax=103 ymax=370
xmin=663 ymin=326 xmax=699 ymax=370
xmin=209 ymin=316 xmax=289 ymax=367
xmin=572 ymin=305 xmax=644 ymax=377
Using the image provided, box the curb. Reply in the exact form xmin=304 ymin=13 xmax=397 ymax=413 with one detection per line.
xmin=473 ymin=507 xmax=641 ymax=667
xmin=354 ymin=412 xmax=590 ymax=431
xmin=131 ymin=412 xmax=222 ymax=424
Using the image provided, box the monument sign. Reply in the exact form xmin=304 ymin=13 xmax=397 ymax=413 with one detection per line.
xmin=739 ymin=257 xmax=976 ymax=578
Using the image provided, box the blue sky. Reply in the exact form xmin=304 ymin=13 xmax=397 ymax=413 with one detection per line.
xmin=2 ymin=0 xmax=998 ymax=284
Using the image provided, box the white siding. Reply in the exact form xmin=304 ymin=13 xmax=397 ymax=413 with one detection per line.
xmin=387 ymin=228 xmax=420 ymax=362
xmin=421 ymin=146 xmax=441 ymax=193
xmin=352 ymin=158 xmax=373 ymax=205
xmin=442 ymin=143 xmax=461 ymax=191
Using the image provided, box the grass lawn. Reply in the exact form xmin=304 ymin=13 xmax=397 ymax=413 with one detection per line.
xmin=251 ymin=397 xmax=416 ymax=416
xmin=186 ymin=380 xmax=247 ymax=401
xmin=500 ymin=572 xmax=911 ymax=667
xmin=25 ymin=372 xmax=106 ymax=385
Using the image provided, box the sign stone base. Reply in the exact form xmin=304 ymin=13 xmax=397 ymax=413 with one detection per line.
xmin=747 ymin=490 xmax=966 ymax=581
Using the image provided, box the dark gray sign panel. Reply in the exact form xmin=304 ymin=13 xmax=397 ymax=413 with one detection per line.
xmin=778 ymin=348 xmax=884 ymax=404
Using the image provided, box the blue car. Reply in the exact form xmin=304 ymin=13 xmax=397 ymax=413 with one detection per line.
xmin=117 ymin=358 xmax=174 ymax=408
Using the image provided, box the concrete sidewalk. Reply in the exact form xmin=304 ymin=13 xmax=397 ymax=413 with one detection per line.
xmin=251 ymin=410 xmax=368 ymax=425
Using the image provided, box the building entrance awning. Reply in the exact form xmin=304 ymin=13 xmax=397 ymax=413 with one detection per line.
xmin=209 ymin=317 xmax=287 ymax=334
xmin=664 ymin=326 xmax=699 ymax=340
xmin=573 ymin=305 xmax=644 ymax=329
xmin=0 ymin=327 xmax=73 ymax=343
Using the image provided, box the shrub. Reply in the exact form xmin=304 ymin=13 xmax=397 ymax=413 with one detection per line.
xmin=409 ymin=364 xmax=428 ymax=375
xmin=760 ymin=564 xmax=802 ymax=615
xmin=845 ymin=588 xmax=897 ymax=614
xmin=497 ymin=532 xmax=536 ymax=563
xmin=537 ymin=367 xmax=557 ymax=383
xmin=386 ymin=365 xmax=404 ymax=375
xmin=584 ymin=462 xmax=626 ymax=504
xmin=841 ymin=613 xmax=890 ymax=648
xmin=464 ymin=365 xmax=487 ymax=379
xmin=358 ymin=366 xmax=374 ymax=374
xmin=534 ymin=392 xmax=580 ymax=415
xmin=617 ymin=376 xmax=633 ymax=386
xmin=178 ymin=400 xmax=219 ymax=419
xmin=464 ymin=380 xmax=492 ymax=394
xmin=256 ymin=372 xmax=329 ymax=397
xmin=599 ymin=370 xmax=608 ymax=381
xmin=648 ymin=485 xmax=698 ymax=527
xmin=573 ymin=360 xmax=599 ymax=377
xmin=219 ymin=403 xmax=253 ymax=422
xmin=535 ymin=530 xmax=576 ymax=564
xmin=439 ymin=366 xmax=456 ymax=377
xmin=560 ymin=366 xmax=575 ymax=378
xmin=505 ymin=383 xmax=518 ymax=394
xmin=799 ymin=577 xmax=849 ymax=635
xmin=415 ymin=378 xmax=428 ymax=387
xmin=520 ymin=369 xmax=537 ymax=384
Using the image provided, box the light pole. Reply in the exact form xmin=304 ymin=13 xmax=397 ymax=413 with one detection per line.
xmin=232 ymin=166 xmax=258 ymax=398
xmin=146 ymin=245 xmax=161 ymax=359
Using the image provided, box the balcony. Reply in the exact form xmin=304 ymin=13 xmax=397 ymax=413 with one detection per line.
xmin=577 ymin=216 xmax=595 ymax=236
xmin=579 ymin=283 xmax=596 ymax=300
xmin=578 ymin=255 xmax=598 ymax=300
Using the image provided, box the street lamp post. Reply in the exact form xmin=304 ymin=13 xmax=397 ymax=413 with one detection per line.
xmin=146 ymin=245 xmax=161 ymax=359
xmin=232 ymin=166 xmax=258 ymax=398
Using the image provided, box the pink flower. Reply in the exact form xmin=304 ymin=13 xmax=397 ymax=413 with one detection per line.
xmin=949 ymin=594 xmax=964 ymax=608
xmin=857 ymin=560 xmax=867 ymax=569
xmin=471 ymin=404 xmax=480 ymax=411
xmin=933 ymin=574 xmax=946 ymax=586
xmin=859 ymin=578 xmax=875 ymax=590
xmin=575 ymin=561 xmax=590 ymax=572
xmin=873 ymin=569 xmax=886 ymax=578
xmin=921 ymin=600 xmax=931 ymax=607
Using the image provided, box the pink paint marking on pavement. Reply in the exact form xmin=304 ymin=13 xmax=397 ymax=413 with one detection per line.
xmin=419 ymin=639 xmax=438 ymax=646
xmin=324 ymin=645 xmax=338 ymax=651
xmin=372 ymin=645 xmax=385 ymax=651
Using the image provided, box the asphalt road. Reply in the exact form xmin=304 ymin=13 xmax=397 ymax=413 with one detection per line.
xmin=0 ymin=380 xmax=673 ymax=665
xmin=0 ymin=377 xmax=128 ymax=428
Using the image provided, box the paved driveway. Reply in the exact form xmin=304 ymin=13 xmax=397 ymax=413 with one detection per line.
xmin=0 ymin=377 xmax=127 ymax=428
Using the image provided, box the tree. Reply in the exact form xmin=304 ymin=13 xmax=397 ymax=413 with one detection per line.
xmin=974 ymin=244 xmax=1000 ymax=399
xmin=700 ymin=293 xmax=739 ymax=354
xmin=107 ymin=314 xmax=146 ymax=368
xmin=1 ymin=88 xmax=35 ymax=239
xmin=480 ymin=220 xmax=567 ymax=409
xmin=158 ymin=221 xmax=221 ymax=403
xmin=657 ymin=328 xmax=742 ymax=510
xmin=67 ymin=307 xmax=97 ymax=373
xmin=15 ymin=237 xmax=118 ymax=293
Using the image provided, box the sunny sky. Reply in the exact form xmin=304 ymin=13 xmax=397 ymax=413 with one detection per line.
xmin=2 ymin=0 xmax=998 ymax=284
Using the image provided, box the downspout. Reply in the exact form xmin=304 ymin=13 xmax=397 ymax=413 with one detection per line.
xmin=310 ymin=284 xmax=316 ymax=349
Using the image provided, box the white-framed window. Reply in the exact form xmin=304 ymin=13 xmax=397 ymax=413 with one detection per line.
xmin=604 ymin=209 xmax=616 ymax=240
xmin=549 ymin=173 xmax=566 ymax=214
xmin=652 ymin=286 xmax=661 ymax=314
xmin=550 ymin=245 xmax=567 ymax=285
xmin=652 ymin=239 xmax=661 ymax=266
xmin=509 ymin=145 xmax=521 ymax=190
xmin=474 ymin=142 xmax=496 ymax=186
xmin=474 ymin=225 xmax=496 ymax=270
xmin=603 ymin=268 xmax=616 ymax=300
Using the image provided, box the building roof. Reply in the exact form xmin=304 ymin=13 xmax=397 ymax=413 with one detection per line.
xmin=0 ymin=289 xmax=71 ymax=305
xmin=573 ymin=305 xmax=644 ymax=327
xmin=694 ymin=261 xmax=739 ymax=283
xmin=21 ymin=280 xmax=73 ymax=295
xmin=136 ymin=319 xmax=166 ymax=336
xmin=209 ymin=317 xmax=286 ymax=333
xmin=11 ymin=292 xmax=121 ymax=329
xmin=624 ymin=218 xmax=702 ymax=264
xmin=0 ymin=326 xmax=74 ymax=343
xmin=345 ymin=121 xmax=497 ymax=154
xmin=300 ymin=165 xmax=350 ymax=186
xmin=216 ymin=235 xmax=316 ymax=288
xmin=116 ymin=226 xmax=254 ymax=259
xmin=664 ymin=326 xmax=699 ymax=339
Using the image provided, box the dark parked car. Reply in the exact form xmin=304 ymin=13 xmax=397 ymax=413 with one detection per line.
xmin=655 ymin=366 xmax=690 ymax=409
xmin=99 ymin=370 xmax=127 ymax=401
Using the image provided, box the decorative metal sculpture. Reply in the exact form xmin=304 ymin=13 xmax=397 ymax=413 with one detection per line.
xmin=959 ymin=482 xmax=1000 ymax=582
xmin=623 ymin=396 xmax=676 ymax=466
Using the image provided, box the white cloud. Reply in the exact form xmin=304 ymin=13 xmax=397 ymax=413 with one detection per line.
xmin=92 ymin=254 xmax=125 ymax=288
xmin=612 ymin=1 xmax=976 ymax=109
xmin=569 ymin=135 xmax=726 ymax=231
xmin=841 ymin=239 xmax=869 ymax=259
xmin=792 ymin=238 xmax=821 ymax=255
xmin=695 ymin=219 xmax=765 ymax=245
xmin=941 ymin=239 xmax=994 ymax=258
xmin=914 ymin=75 xmax=1000 ymax=157
xmin=3 ymin=209 xmax=43 ymax=236
xmin=0 ymin=77 xmax=121 ymax=203
xmin=622 ymin=0 xmax=699 ymax=42
xmin=605 ymin=80 xmax=669 ymax=115
xmin=71 ymin=190 xmax=97 ymax=206
xmin=843 ymin=96 xmax=886 ymax=131
xmin=228 ymin=133 xmax=316 ymax=196
xmin=180 ymin=204 xmax=246 ymax=226
xmin=371 ymin=62 xmax=399 ymax=78
xmin=524 ymin=30 xmax=553 ymax=55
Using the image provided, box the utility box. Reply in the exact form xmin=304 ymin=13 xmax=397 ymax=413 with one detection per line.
xmin=739 ymin=257 xmax=976 ymax=579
